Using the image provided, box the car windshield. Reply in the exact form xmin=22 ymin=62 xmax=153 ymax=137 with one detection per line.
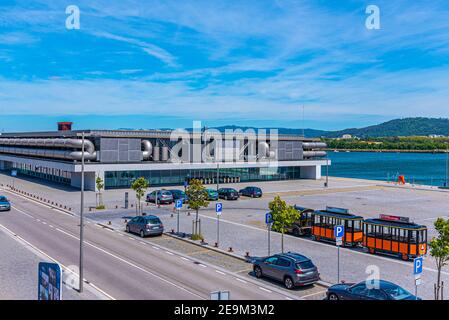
xmin=383 ymin=284 xmax=414 ymax=300
xmin=0 ymin=196 xmax=7 ymax=202
xmin=145 ymin=218 xmax=161 ymax=224
xmin=253 ymin=187 xmax=261 ymax=192
xmin=296 ymin=261 xmax=315 ymax=270
xmin=161 ymin=191 xmax=172 ymax=196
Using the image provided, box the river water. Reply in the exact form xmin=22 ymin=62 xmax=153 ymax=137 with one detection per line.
xmin=324 ymin=151 xmax=449 ymax=186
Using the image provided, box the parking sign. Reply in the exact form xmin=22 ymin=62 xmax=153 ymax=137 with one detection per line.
xmin=414 ymin=257 xmax=423 ymax=276
xmin=11 ymin=170 xmax=17 ymax=177
xmin=265 ymin=212 xmax=273 ymax=225
xmin=215 ymin=203 xmax=223 ymax=215
xmin=175 ymin=199 xmax=183 ymax=209
xmin=334 ymin=225 xmax=344 ymax=238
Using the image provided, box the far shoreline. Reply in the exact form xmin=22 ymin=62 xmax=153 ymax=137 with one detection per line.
xmin=325 ymin=148 xmax=449 ymax=154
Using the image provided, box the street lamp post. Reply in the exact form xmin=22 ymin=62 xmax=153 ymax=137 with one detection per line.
xmin=216 ymin=162 xmax=220 ymax=191
xmin=79 ymin=132 xmax=85 ymax=293
xmin=325 ymin=153 xmax=329 ymax=188
xmin=445 ymin=142 xmax=448 ymax=187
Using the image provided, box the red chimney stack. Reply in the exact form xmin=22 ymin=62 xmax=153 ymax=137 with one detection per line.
xmin=57 ymin=122 xmax=73 ymax=131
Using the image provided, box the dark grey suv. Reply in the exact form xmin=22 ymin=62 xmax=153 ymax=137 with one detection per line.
xmin=252 ymin=252 xmax=320 ymax=289
xmin=126 ymin=215 xmax=164 ymax=237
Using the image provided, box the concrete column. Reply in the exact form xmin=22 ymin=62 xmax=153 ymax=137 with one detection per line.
xmin=71 ymin=171 xmax=98 ymax=191
xmin=300 ymin=165 xmax=322 ymax=180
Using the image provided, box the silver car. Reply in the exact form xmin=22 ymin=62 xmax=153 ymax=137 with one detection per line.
xmin=252 ymin=252 xmax=320 ymax=289
xmin=146 ymin=190 xmax=174 ymax=204
xmin=126 ymin=215 xmax=164 ymax=237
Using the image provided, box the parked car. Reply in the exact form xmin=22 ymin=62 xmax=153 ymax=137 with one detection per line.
xmin=326 ymin=280 xmax=419 ymax=300
xmin=146 ymin=190 xmax=174 ymax=204
xmin=168 ymin=189 xmax=188 ymax=203
xmin=239 ymin=186 xmax=263 ymax=198
xmin=125 ymin=215 xmax=164 ymax=237
xmin=252 ymin=252 xmax=320 ymax=289
xmin=0 ymin=196 xmax=11 ymax=211
xmin=218 ymin=188 xmax=239 ymax=200
xmin=205 ymin=189 xmax=219 ymax=201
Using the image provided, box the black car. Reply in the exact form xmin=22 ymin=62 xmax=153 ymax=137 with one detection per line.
xmin=326 ymin=280 xmax=419 ymax=300
xmin=218 ymin=188 xmax=239 ymax=200
xmin=239 ymin=186 xmax=262 ymax=198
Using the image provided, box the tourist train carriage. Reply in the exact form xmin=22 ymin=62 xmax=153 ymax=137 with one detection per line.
xmin=311 ymin=207 xmax=364 ymax=246
xmin=362 ymin=214 xmax=427 ymax=261
xmin=286 ymin=206 xmax=314 ymax=236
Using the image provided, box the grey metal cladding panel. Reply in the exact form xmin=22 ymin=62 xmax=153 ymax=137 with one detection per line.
xmin=128 ymin=139 xmax=141 ymax=150
xmin=101 ymin=150 xmax=119 ymax=162
xmin=119 ymin=151 xmax=129 ymax=161
xmin=129 ymin=150 xmax=143 ymax=161
xmin=101 ymin=138 xmax=119 ymax=151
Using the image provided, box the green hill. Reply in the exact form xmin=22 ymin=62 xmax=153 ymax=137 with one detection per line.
xmin=323 ymin=118 xmax=449 ymax=138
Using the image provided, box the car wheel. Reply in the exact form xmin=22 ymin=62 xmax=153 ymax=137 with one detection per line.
xmin=254 ymin=266 xmax=263 ymax=278
xmin=293 ymin=228 xmax=300 ymax=237
xmin=225 ymin=196 xmax=228 ymax=200
xmin=126 ymin=225 xmax=130 ymax=233
xmin=140 ymin=230 xmax=145 ymax=238
xmin=284 ymin=276 xmax=294 ymax=290
xmin=328 ymin=293 xmax=339 ymax=300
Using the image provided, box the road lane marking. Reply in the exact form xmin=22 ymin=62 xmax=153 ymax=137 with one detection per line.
xmin=258 ymin=287 xmax=272 ymax=293
xmin=50 ymin=224 xmax=205 ymax=299
xmin=165 ymin=251 xmax=174 ymax=256
xmin=198 ymin=264 xmax=207 ymax=268
xmin=215 ymin=270 xmax=226 ymax=275
xmin=235 ymin=278 xmax=247 ymax=284
xmin=140 ymin=241 xmax=146 ymax=245
xmin=181 ymin=257 xmax=190 ymax=261
xmin=301 ymin=290 xmax=327 ymax=299
xmin=152 ymin=246 xmax=160 ymax=250
xmin=0 ymin=223 xmax=115 ymax=300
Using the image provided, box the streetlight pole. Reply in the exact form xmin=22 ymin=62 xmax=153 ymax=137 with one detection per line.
xmin=79 ymin=132 xmax=85 ymax=293
xmin=325 ymin=153 xmax=329 ymax=188
xmin=216 ymin=162 xmax=220 ymax=191
xmin=445 ymin=142 xmax=448 ymax=187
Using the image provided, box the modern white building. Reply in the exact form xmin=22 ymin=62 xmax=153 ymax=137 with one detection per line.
xmin=0 ymin=124 xmax=330 ymax=191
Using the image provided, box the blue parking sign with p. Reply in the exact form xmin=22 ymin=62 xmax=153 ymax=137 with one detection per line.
xmin=414 ymin=257 xmax=423 ymax=275
xmin=215 ymin=203 xmax=222 ymax=214
xmin=334 ymin=225 xmax=344 ymax=238
xmin=175 ymin=199 xmax=183 ymax=209
xmin=265 ymin=213 xmax=273 ymax=225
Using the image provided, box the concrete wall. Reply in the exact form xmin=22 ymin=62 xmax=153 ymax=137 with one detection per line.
xmin=300 ymin=165 xmax=322 ymax=179
xmin=71 ymin=171 xmax=104 ymax=191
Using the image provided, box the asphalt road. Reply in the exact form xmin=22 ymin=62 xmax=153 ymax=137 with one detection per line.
xmin=0 ymin=189 xmax=299 ymax=300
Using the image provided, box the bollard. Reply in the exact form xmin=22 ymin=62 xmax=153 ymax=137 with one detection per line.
xmin=170 ymin=213 xmax=173 ymax=218
xmin=228 ymin=247 xmax=233 ymax=252
xmin=69 ymin=208 xmax=72 ymax=211
xmin=171 ymin=229 xmax=175 ymax=234
xmin=187 ymin=211 xmax=191 ymax=216
xmin=115 ymin=205 xmax=118 ymax=209
xmin=108 ymin=221 xmax=111 ymax=225
xmin=214 ymin=242 xmax=218 ymax=248
xmin=245 ymin=252 xmax=250 ymax=258
xmin=124 ymin=219 xmax=127 ymax=223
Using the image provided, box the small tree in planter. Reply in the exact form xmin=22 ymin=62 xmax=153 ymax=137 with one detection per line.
xmin=131 ymin=177 xmax=149 ymax=215
xmin=269 ymin=196 xmax=300 ymax=253
xmin=429 ymin=217 xmax=449 ymax=300
xmin=95 ymin=174 xmax=105 ymax=209
xmin=185 ymin=178 xmax=209 ymax=240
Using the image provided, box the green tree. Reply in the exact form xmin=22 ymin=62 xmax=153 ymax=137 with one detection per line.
xmin=131 ymin=177 xmax=149 ymax=215
xmin=185 ymin=179 xmax=209 ymax=239
xmin=95 ymin=174 xmax=105 ymax=209
xmin=429 ymin=217 xmax=449 ymax=300
xmin=269 ymin=196 xmax=300 ymax=253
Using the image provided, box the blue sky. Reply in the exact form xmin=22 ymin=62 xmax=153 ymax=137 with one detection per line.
xmin=1 ymin=0 xmax=449 ymax=132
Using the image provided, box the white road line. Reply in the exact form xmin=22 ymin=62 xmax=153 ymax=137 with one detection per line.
xmin=215 ymin=270 xmax=226 ymax=275
xmin=285 ymin=297 xmax=294 ymax=300
xmin=42 ymin=222 xmax=47 ymax=225
xmin=301 ymin=290 xmax=327 ymax=299
xmin=128 ymin=237 xmax=135 ymax=241
xmin=235 ymin=278 xmax=247 ymax=284
xmin=139 ymin=241 xmax=146 ymax=245
xmin=152 ymin=246 xmax=160 ymax=250
xmin=117 ymin=233 xmax=124 ymax=237
xmin=181 ymin=257 xmax=190 ymax=261
xmin=49 ymin=225 xmax=54 ymax=228
xmin=165 ymin=251 xmax=174 ymax=256
xmin=198 ymin=264 xmax=207 ymax=268
xmin=0 ymin=223 xmax=115 ymax=300
xmin=50 ymin=223 xmax=205 ymax=299
xmin=258 ymin=287 xmax=272 ymax=293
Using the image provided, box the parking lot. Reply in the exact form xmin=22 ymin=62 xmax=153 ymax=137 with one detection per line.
xmin=3 ymin=173 xmax=449 ymax=299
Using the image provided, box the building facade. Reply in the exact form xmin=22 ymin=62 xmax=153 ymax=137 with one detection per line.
xmin=0 ymin=125 xmax=329 ymax=191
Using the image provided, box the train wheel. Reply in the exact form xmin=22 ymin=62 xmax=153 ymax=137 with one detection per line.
xmin=368 ymin=248 xmax=375 ymax=254
xmin=401 ymin=253 xmax=408 ymax=261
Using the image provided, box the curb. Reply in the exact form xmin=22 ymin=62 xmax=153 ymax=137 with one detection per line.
xmin=4 ymin=186 xmax=75 ymax=216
